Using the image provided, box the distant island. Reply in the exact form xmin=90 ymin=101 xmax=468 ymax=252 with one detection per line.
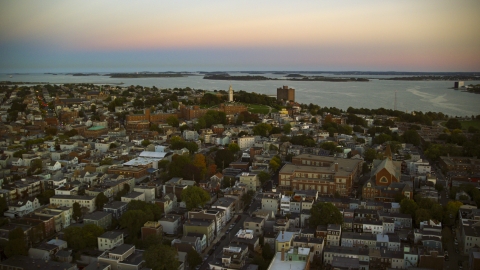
xmin=107 ymin=73 xmax=187 ymax=78
xmin=287 ymin=76 xmax=369 ymax=82
xmin=382 ymin=75 xmax=479 ymax=81
xmin=71 ymin=73 xmax=100 ymax=76
xmin=203 ymin=74 xmax=272 ymax=81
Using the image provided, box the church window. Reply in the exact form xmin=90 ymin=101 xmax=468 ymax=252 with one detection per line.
xmin=379 ymin=176 xmax=388 ymax=183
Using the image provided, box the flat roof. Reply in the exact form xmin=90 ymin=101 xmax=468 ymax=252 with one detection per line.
xmin=88 ymin=126 xmax=106 ymax=131
xmin=268 ymin=251 xmax=307 ymax=270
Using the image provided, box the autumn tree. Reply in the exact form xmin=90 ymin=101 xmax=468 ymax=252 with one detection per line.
xmin=192 ymin=154 xmax=207 ymax=181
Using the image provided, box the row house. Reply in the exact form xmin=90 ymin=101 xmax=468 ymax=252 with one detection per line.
xmin=159 ymin=214 xmax=182 ymax=235
xmin=50 ymin=195 xmax=96 ymax=213
xmin=187 ymin=208 xmax=226 ymax=237
xmin=327 ymin=224 xmax=342 ymax=246
xmin=323 ymin=246 xmax=370 ymax=268
xmin=5 ymin=197 xmax=41 ymax=218
xmin=292 ymin=236 xmax=324 ymax=258
xmin=183 ymin=219 xmax=215 ymax=247
xmin=34 ymin=205 xmax=72 ymax=232
xmin=211 ymin=197 xmax=236 ymax=222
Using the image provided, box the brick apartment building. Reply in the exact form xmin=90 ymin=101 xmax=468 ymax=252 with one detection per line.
xmin=278 ymin=154 xmax=362 ymax=196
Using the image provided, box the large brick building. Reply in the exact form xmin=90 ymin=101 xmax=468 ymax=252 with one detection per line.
xmin=277 ymin=85 xmax=295 ymax=102
xmin=278 ymin=154 xmax=362 ymax=196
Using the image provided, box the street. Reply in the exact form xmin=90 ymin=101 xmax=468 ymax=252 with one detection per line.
xmin=198 ymin=198 xmax=259 ymax=270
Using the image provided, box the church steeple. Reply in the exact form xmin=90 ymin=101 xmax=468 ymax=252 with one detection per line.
xmin=385 ymin=144 xmax=392 ymax=160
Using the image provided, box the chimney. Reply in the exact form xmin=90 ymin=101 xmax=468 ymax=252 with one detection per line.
xmin=335 ymin=163 xmax=338 ymax=172
xmin=281 ymin=248 xmax=285 ymax=261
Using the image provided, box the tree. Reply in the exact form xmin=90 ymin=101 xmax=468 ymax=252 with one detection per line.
xmin=445 ymin=118 xmax=462 ymax=130
xmin=309 ymin=202 xmax=343 ymax=228
xmin=269 ymin=156 xmax=282 ymax=172
xmin=415 ymin=209 xmax=432 ymax=226
xmin=253 ymin=123 xmax=273 ymax=137
xmin=445 ymin=201 xmax=463 ymax=220
xmin=100 ymin=158 xmax=113 ymax=166
xmin=72 ymin=202 xmax=82 ymax=221
xmin=169 ymin=154 xmax=191 ymax=178
xmin=144 ymin=244 xmax=180 ymax=270
xmin=262 ymin=243 xmax=274 ymax=260
xmin=215 ymin=149 xmax=235 ymax=169
xmin=36 ymin=189 xmax=55 ymax=205
xmin=400 ymin=198 xmax=418 ymax=219
xmin=128 ymin=200 xmax=162 ymax=220
xmin=120 ymin=210 xmax=151 ymax=239
xmin=364 ymin=148 xmax=377 ymax=162
xmin=402 ymin=129 xmax=421 ymax=146
xmin=166 ymin=116 xmax=179 ymax=127
xmin=63 ymin=227 xmax=86 ymax=251
xmin=319 ymin=142 xmax=338 ymax=153
xmin=241 ymin=190 xmax=256 ymax=207
xmin=228 ymin=143 xmax=240 ymax=154
xmin=311 ymin=117 xmax=318 ymax=124
xmin=283 ymin=123 xmax=292 ymax=134
xmin=82 ymin=224 xmax=105 ymax=248
xmin=96 ymin=192 xmax=109 ymax=210
xmin=4 ymin=227 xmax=28 ymax=258
xmin=186 ymin=248 xmax=202 ymax=269
xmin=192 ymin=154 xmax=207 ymax=181
xmin=141 ymin=139 xmax=151 ymax=147
xmin=258 ymin=171 xmax=271 ymax=186
xmin=182 ymin=186 xmax=211 ymax=210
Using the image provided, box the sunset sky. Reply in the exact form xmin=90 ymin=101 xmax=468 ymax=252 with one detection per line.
xmin=1 ymin=0 xmax=479 ymax=72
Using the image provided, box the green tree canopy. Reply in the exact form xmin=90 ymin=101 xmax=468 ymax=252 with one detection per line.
xmin=120 ymin=210 xmax=151 ymax=239
xmin=364 ymin=148 xmax=377 ymax=162
xmin=166 ymin=115 xmax=179 ymax=127
xmin=257 ymin=171 xmax=271 ymax=186
xmin=72 ymin=202 xmax=82 ymax=221
xmin=309 ymin=202 xmax=343 ymax=228
xmin=127 ymin=200 xmax=163 ymax=220
xmin=445 ymin=118 xmax=462 ymax=130
xmin=186 ymin=248 xmax=202 ymax=269
xmin=169 ymin=154 xmax=192 ymax=178
xmin=253 ymin=123 xmax=273 ymax=137
xmin=144 ymin=244 xmax=180 ymax=270
xmin=400 ymin=198 xmax=418 ymax=219
xmin=228 ymin=143 xmax=240 ymax=153
xmin=283 ymin=123 xmax=292 ymax=134
xmin=215 ymin=149 xmax=235 ymax=169
xmin=182 ymin=186 xmax=211 ymax=210
xmin=95 ymin=192 xmax=109 ymax=210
